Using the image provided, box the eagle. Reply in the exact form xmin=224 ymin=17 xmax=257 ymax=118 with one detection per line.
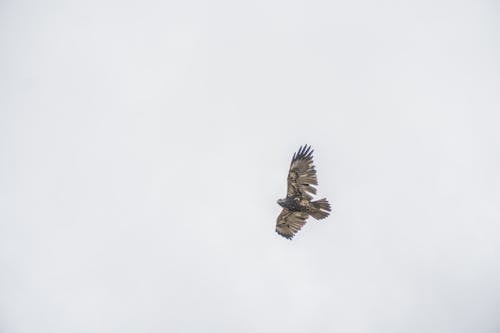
xmin=276 ymin=145 xmax=331 ymax=239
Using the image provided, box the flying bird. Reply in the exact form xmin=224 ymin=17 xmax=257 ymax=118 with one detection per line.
xmin=276 ymin=145 xmax=331 ymax=239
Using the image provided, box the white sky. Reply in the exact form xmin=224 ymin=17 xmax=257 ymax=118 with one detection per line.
xmin=1 ymin=0 xmax=500 ymax=332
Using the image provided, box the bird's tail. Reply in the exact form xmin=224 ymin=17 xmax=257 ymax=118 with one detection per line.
xmin=309 ymin=198 xmax=331 ymax=220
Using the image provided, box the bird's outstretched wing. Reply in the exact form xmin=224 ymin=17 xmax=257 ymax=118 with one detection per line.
xmin=276 ymin=208 xmax=310 ymax=239
xmin=286 ymin=145 xmax=318 ymax=200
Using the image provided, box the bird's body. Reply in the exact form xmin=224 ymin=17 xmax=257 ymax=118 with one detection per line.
xmin=275 ymin=145 xmax=331 ymax=239
xmin=277 ymin=196 xmax=305 ymax=211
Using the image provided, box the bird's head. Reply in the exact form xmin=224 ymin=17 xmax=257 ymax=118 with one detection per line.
xmin=277 ymin=198 xmax=286 ymax=207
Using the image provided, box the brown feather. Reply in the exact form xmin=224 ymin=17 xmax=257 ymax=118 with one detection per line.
xmin=275 ymin=209 xmax=310 ymax=239
xmin=286 ymin=145 xmax=318 ymax=198
xmin=309 ymin=198 xmax=331 ymax=220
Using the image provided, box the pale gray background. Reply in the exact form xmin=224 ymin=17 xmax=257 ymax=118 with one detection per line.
xmin=1 ymin=0 xmax=500 ymax=332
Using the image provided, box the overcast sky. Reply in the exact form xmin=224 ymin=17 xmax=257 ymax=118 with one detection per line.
xmin=1 ymin=0 xmax=500 ymax=332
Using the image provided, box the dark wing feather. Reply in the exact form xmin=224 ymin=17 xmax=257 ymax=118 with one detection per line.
xmin=275 ymin=208 xmax=310 ymax=239
xmin=286 ymin=145 xmax=318 ymax=200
